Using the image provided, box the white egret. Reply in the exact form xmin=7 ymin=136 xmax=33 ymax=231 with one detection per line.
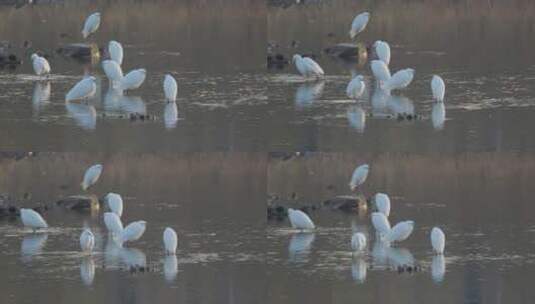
xmin=105 ymin=193 xmax=123 ymax=217
xmin=431 ymin=254 xmax=446 ymax=283
xmin=371 ymin=212 xmax=391 ymax=236
xmin=119 ymin=220 xmax=147 ymax=245
xmin=349 ymin=163 xmax=369 ymax=192
xmin=383 ymin=68 xmax=415 ymax=91
xmin=108 ymin=40 xmax=123 ymax=65
xmin=82 ymin=12 xmax=101 ymax=39
xmin=163 ymin=227 xmax=178 ymax=255
xmin=431 ymin=227 xmax=446 ymax=254
xmin=102 ymin=60 xmax=123 ymax=89
xmin=374 ymin=193 xmax=391 ymax=217
xmin=346 ymin=75 xmax=365 ymax=100
xmin=431 ymin=102 xmax=446 ymax=130
xmin=346 ymin=106 xmax=366 ymax=133
xmin=103 ymin=212 xmax=123 ymax=235
xmin=431 ymin=75 xmax=445 ymax=102
xmin=120 ymin=69 xmax=146 ymax=91
xmin=81 ymin=164 xmax=102 ymax=191
xmin=293 ymin=54 xmax=324 ymax=79
xmin=80 ymin=228 xmax=95 ymax=253
xmin=31 ymin=53 xmax=51 ymax=76
xmin=371 ymin=60 xmax=391 ymax=84
xmin=65 ymin=76 xmax=97 ymax=102
xmin=387 ymin=220 xmax=414 ymax=243
xmin=374 ymin=40 xmax=391 ymax=66
xmin=164 ymin=74 xmax=178 ymax=102
xmin=20 ymin=208 xmax=48 ymax=231
xmin=80 ymin=257 xmax=95 ymax=286
xmin=349 ymin=12 xmax=370 ymax=39
xmin=164 ymin=101 xmax=178 ymax=129
xmin=287 ymin=208 xmax=315 ymax=230
xmin=351 ymin=232 xmax=367 ymax=252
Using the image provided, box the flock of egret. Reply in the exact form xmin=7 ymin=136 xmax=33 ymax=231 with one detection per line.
xmin=29 ymin=12 xmax=179 ymax=129
xmin=291 ymin=11 xmax=446 ymax=129
xmin=19 ymin=163 xmax=179 ymax=263
xmin=287 ymin=162 xmax=446 ymax=278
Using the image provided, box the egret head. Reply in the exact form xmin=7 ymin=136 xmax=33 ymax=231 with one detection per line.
xmin=292 ymin=54 xmax=301 ymax=63
xmin=31 ymin=53 xmax=38 ymax=61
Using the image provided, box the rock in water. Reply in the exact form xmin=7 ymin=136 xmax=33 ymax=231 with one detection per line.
xmin=57 ymin=43 xmax=100 ymax=62
xmin=56 ymin=195 xmax=100 ymax=212
xmin=322 ymin=195 xmax=368 ymax=213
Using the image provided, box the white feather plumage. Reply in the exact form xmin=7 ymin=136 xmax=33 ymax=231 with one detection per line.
xmin=288 ymin=208 xmax=315 ymax=230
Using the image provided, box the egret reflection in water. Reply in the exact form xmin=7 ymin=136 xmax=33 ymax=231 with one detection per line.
xmin=288 ymin=232 xmax=315 ymax=263
xmin=80 ymin=256 xmax=96 ymax=286
xmin=20 ymin=233 xmax=48 ymax=263
xmin=32 ymin=82 xmax=51 ymax=113
xmin=104 ymin=236 xmax=122 ymax=268
xmin=120 ymin=247 xmax=147 ymax=268
xmin=163 ymin=255 xmax=179 ymax=282
xmin=346 ymin=105 xmax=366 ymax=133
xmin=66 ymin=102 xmax=97 ymax=130
xmin=432 ymin=102 xmax=446 ymax=130
xmin=119 ymin=95 xmax=146 ymax=115
xmin=431 ymin=254 xmax=446 ymax=283
xmin=387 ymin=94 xmax=414 ymax=116
xmin=164 ymin=101 xmax=179 ymax=129
xmin=351 ymin=256 xmax=367 ymax=283
xmin=371 ymin=86 xmax=389 ymax=114
xmin=295 ymin=81 xmax=325 ymax=108
xmin=372 ymin=240 xmax=415 ymax=269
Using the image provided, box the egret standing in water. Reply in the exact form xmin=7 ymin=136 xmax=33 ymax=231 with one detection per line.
xmin=80 ymin=228 xmax=95 ymax=253
xmin=371 ymin=212 xmax=391 ymax=236
xmin=120 ymin=69 xmax=146 ymax=91
xmin=82 ymin=12 xmax=101 ymax=39
xmin=108 ymin=40 xmax=123 ymax=66
xmin=371 ymin=60 xmax=391 ymax=85
xmin=163 ymin=227 xmax=178 ymax=255
xmin=65 ymin=76 xmax=97 ymax=102
xmin=105 ymin=193 xmax=123 ymax=217
xmin=119 ymin=221 xmax=147 ymax=246
xmin=81 ymin=164 xmax=102 ymax=191
xmin=431 ymin=227 xmax=446 ymax=254
xmin=349 ymin=164 xmax=369 ymax=192
xmin=288 ymin=208 xmax=315 ymax=230
xmin=31 ymin=53 xmax=50 ymax=77
xmin=104 ymin=212 xmax=123 ymax=235
xmin=374 ymin=193 xmax=391 ymax=217
xmin=102 ymin=60 xmax=123 ymax=89
xmin=374 ymin=40 xmax=391 ymax=66
xmin=349 ymin=12 xmax=370 ymax=39
xmin=20 ymin=208 xmax=48 ymax=232
xmin=387 ymin=220 xmax=414 ymax=243
xmin=431 ymin=75 xmax=445 ymax=102
xmin=346 ymin=75 xmax=365 ymax=100
xmin=383 ymin=68 xmax=415 ymax=91
xmin=293 ymin=54 xmax=324 ymax=79
xmin=163 ymin=74 xmax=178 ymax=102
xmin=351 ymin=232 xmax=367 ymax=252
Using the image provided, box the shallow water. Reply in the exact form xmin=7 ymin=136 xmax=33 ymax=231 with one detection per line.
xmin=1 ymin=0 xmax=535 ymax=303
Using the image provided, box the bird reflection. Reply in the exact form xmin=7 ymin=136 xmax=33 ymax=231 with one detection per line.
xmin=66 ymin=102 xmax=97 ymax=130
xmin=371 ymin=86 xmax=389 ymax=114
xmin=20 ymin=233 xmax=48 ymax=263
xmin=80 ymin=256 xmax=95 ymax=286
xmin=32 ymin=81 xmax=51 ymax=113
xmin=288 ymin=232 xmax=315 ymax=263
xmin=103 ymin=88 xmax=122 ymax=112
xmin=431 ymin=254 xmax=446 ymax=283
xmin=432 ymin=102 xmax=446 ymax=130
xmin=295 ymin=81 xmax=325 ymax=107
xmin=347 ymin=105 xmax=366 ymax=133
xmin=351 ymin=256 xmax=367 ymax=283
xmin=387 ymin=94 xmax=414 ymax=116
xmin=163 ymin=255 xmax=178 ymax=282
xmin=371 ymin=240 xmax=415 ymax=268
xmin=164 ymin=101 xmax=178 ymax=129
xmin=119 ymin=95 xmax=146 ymax=115
xmin=119 ymin=247 xmax=146 ymax=268
xmin=104 ymin=236 xmax=122 ymax=268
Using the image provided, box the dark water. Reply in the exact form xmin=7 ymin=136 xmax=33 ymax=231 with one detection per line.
xmin=1 ymin=0 xmax=535 ymax=303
